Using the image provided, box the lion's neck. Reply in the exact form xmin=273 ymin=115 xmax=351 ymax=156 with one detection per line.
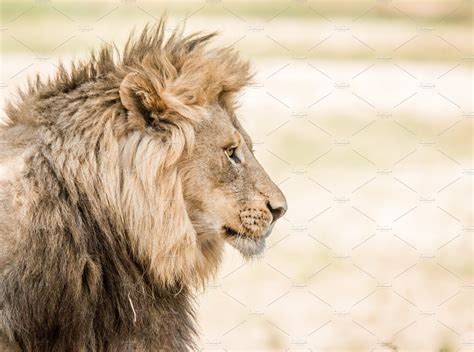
xmin=1 ymin=154 xmax=198 ymax=351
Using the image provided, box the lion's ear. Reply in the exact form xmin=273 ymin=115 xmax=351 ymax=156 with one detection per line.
xmin=119 ymin=72 xmax=166 ymax=126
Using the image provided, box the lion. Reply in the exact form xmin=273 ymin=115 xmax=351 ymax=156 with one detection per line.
xmin=0 ymin=21 xmax=287 ymax=351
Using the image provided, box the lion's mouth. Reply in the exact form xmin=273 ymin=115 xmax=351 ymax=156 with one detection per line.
xmin=223 ymin=226 xmax=250 ymax=239
xmin=223 ymin=226 xmax=266 ymax=258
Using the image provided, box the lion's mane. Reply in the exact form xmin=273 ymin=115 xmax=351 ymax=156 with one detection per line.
xmin=0 ymin=21 xmax=251 ymax=351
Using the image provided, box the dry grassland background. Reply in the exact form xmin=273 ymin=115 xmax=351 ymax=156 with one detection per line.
xmin=1 ymin=1 xmax=473 ymax=351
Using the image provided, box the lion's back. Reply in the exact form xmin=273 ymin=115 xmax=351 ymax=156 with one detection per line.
xmin=0 ymin=129 xmax=28 ymax=352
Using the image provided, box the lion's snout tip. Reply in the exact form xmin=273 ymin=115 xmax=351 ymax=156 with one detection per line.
xmin=267 ymin=198 xmax=287 ymax=223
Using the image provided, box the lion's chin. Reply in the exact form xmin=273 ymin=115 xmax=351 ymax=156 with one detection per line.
xmin=223 ymin=226 xmax=269 ymax=258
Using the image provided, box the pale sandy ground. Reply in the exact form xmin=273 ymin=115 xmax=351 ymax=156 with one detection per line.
xmin=1 ymin=8 xmax=473 ymax=352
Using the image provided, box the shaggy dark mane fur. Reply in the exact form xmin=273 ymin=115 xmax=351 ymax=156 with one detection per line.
xmin=0 ymin=20 xmax=252 ymax=351
xmin=7 ymin=21 xmax=250 ymax=127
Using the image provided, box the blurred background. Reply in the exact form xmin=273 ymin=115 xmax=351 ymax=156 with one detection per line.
xmin=1 ymin=1 xmax=472 ymax=351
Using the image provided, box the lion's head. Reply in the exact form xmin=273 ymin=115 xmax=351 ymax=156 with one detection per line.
xmin=114 ymin=24 xmax=287 ymax=286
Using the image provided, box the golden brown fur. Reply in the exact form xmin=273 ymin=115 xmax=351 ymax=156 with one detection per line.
xmin=0 ymin=21 xmax=286 ymax=351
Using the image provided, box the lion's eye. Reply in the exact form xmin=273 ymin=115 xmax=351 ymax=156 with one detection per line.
xmin=224 ymin=146 xmax=240 ymax=163
xmin=225 ymin=146 xmax=235 ymax=158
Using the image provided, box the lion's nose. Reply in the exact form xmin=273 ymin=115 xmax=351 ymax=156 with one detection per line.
xmin=267 ymin=199 xmax=287 ymax=223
